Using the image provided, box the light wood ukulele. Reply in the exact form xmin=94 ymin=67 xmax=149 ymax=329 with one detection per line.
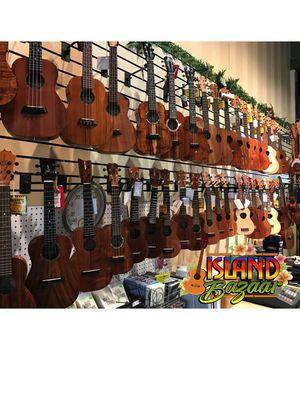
xmin=183 ymin=248 xmax=206 ymax=296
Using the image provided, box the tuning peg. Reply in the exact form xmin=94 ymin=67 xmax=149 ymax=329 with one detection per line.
xmin=35 ymin=164 xmax=39 ymax=168
xmin=118 ymin=168 xmax=121 ymax=172
xmin=14 ymin=162 xmax=19 ymax=166
xmin=10 ymin=174 xmax=14 ymax=180
xmin=6 ymin=170 xmax=11 ymax=174
xmin=7 ymin=161 xmax=12 ymax=165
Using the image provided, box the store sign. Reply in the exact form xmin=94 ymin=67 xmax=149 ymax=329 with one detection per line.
xmin=183 ymin=256 xmax=283 ymax=305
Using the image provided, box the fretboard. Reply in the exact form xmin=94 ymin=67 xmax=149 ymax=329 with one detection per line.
xmin=224 ymin=188 xmax=231 ymax=215
xmin=163 ymin=186 xmax=171 ymax=226
xmin=108 ymin=46 xmax=118 ymax=104
xmin=204 ymin=188 xmax=213 ymax=222
xmin=234 ymin=108 xmax=242 ymax=139
xmin=148 ymin=187 xmax=158 ymax=224
xmin=83 ymin=183 xmax=95 ymax=238
xmin=0 ymin=186 xmax=12 ymax=277
xmin=224 ymin=100 xmax=231 ymax=131
xmin=82 ymin=42 xmax=93 ymax=90
xmin=257 ymin=120 xmax=262 ymax=142
xmin=188 ymin=81 xmax=196 ymax=125
xmin=147 ymin=59 xmax=156 ymax=111
xmin=179 ymin=188 xmax=186 ymax=216
xmin=249 ymin=121 xmax=254 ymax=139
xmin=29 ymin=42 xmax=42 ymax=75
xmin=242 ymin=112 xmax=249 ymax=138
xmin=251 ymin=190 xmax=257 ymax=208
xmin=111 ymin=185 xmax=121 ymax=237
xmin=168 ymin=72 xmax=177 ymax=120
xmin=202 ymin=92 xmax=210 ymax=131
xmin=192 ymin=190 xmax=200 ymax=225
xmin=258 ymin=189 xmax=264 ymax=211
xmin=130 ymin=189 xmax=140 ymax=223
xmin=214 ymin=188 xmax=222 ymax=216
xmin=43 ymin=181 xmax=57 ymax=252
xmin=213 ymin=98 xmax=220 ymax=129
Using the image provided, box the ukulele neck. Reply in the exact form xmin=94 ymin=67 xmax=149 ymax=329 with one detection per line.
xmin=82 ymin=42 xmax=93 ymax=91
xmin=111 ymin=185 xmax=122 ymax=239
xmin=224 ymin=100 xmax=231 ymax=131
xmin=168 ymin=71 xmax=177 ymax=120
xmin=179 ymin=187 xmax=187 ymax=216
xmin=108 ymin=45 xmax=118 ymax=105
xmin=147 ymin=59 xmax=157 ymax=112
xmin=130 ymin=187 xmax=140 ymax=223
xmin=213 ymin=98 xmax=220 ymax=129
xmin=29 ymin=42 xmax=42 ymax=76
xmin=242 ymin=112 xmax=249 ymax=138
xmin=0 ymin=185 xmax=12 ymax=277
xmin=83 ymin=183 xmax=95 ymax=239
xmin=202 ymin=91 xmax=210 ymax=131
xmin=43 ymin=180 xmax=57 ymax=255
xmin=148 ymin=186 xmax=158 ymax=224
xmin=204 ymin=187 xmax=213 ymax=223
xmin=163 ymin=185 xmax=171 ymax=226
xmin=234 ymin=108 xmax=242 ymax=139
xmin=188 ymin=80 xmax=196 ymax=125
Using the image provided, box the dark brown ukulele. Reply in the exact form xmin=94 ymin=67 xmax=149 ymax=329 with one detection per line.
xmin=0 ymin=42 xmax=17 ymax=106
xmin=135 ymin=43 xmax=171 ymax=156
xmin=219 ymin=174 xmax=237 ymax=237
xmin=69 ymin=159 xmax=112 ymax=293
xmin=122 ymin=166 xmax=148 ymax=264
xmin=1 ymin=42 xmax=66 ymax=140
xmin=0 ymin=150 xmax=36 ymax=308
xmin=97 ymin=42 xmax=136 ymax=154
xmin=253 ymin=108 xmax=270 ymax=171
xmin=26 ymin=159 xmax=79 ymax=308
xmin=101 ymin=163 xmax=134 ymax=274
xmin=278 ymin=176 xmax=295 ymax=250
xmin=211 ymin=175 xmax=229 ymax=240
xmin=161 ymin=56 xmax=186 ymax=160
xmin=61 ymin=42 xmax=106 ymax=149
xmin=201 ymin=172 xmax=220 ymax=245
xmin=231 ymin=96 xmax=249 ymax=170
xmin=181 ymin=66 xmax=211 ymax=163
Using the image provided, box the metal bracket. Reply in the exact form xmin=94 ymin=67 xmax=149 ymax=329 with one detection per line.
xmin=61 ymin=42 xmax=82 ymax=62
xmin=124 ymin=64 xmax=147 ymax=87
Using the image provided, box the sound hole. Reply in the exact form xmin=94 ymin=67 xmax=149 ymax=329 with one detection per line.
xmin=0 ymin=277 xmax=16 ymax=295
xmin=111 ymin=235 xmax=124 ymax=249
xmin=27 ymin=73 xmax=45 ymax=89
xmin=84 ymin=238 xmax=96 ymax=251
xmin=266 ymin=150 xmax=270 ymax=156
xmin=246 ymin=142 xmax=251 ymax=149
xmin=107 ymin=102 xmax=120 ymax=116
xmin=42 ymin=244 xmax=59 ymax=260
xmin=193 ymin=224 xmax=200 ymax=233
xmin=179 ymin=219 xmax=188 ymax=229
xmin=194 ymin=273 xmax=200 ymax=280
xmin=237 ymin=139 xmax=243 ymax=147
xmin=217 ymin=215 xmax=222 ymax=222
xmin=268 ymin=213 xmax=272 ymax=219
xmin=262 ymin=215 xmax=265 ymax=221
xmin=226 ymin=214 xmax=230 ymax=220
xmin=227 ymin=136 xmax=233 ymax=144
xmin=240 ymin=212 xmax=247 ymax=219
xmin=259 ymin=147 xmax=263 ymax=153
xmin=204 ymin=129 xmax=211 ymax=139
xmin=146 ymin=110 xmax=159 ymax=124
xmin=163 ymin=226 xmax=172 ymax=236
xmin=207 ymin=220 xmax=213 ymax=227
xmin=189 ymin=123 xmax=198 ymax=134
xmin=280 ymin=154 xmax=284 ymax=159
xmin=254 ymin=146 xmax=257 ymax=151
xmin=216 ymin=133 xmax=222 ymax=143
xmin=167 ymin=118 xmax=179 ymax=131
xmin=130 ymin=228 xmax=140 ymax=240
xmin=81 ymin=88 xmax=95 ymax=104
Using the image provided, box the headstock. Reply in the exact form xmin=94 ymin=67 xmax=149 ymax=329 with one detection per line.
xmin=256 ymin=178 xmax=264 ymax=190
xmin=177 ymin=170 xmax=186 ymax=188
xmin=164 ymin=55 xmax=176 ymax=74
xmin=149 ymin=168 xmax=161 ymax=187
xmin=107 ymin=163 xmax=120 ymax=186
xmin=143 ymin=42 xmax=155 ymax=61
xmin=201 ymin=171 xmax=212 ymax=188
xmin=160 ymin=169 xmax=171 ymax=186
xmin=267 ymin=106 xmax=275 ymax=120
xmin=218 ymin=173 xmax=228 ymax=188
xmin=232 ymin=96 xmax=240 ymax=109
xmin=0 ymin=150 xmax=17 ymax=186
xmin=189 ymin=172 xmax=200 ymax=190
xmin=128 ymin=166 xmax=140 ymax=182
xmin=198 ymin=76 xmax=207 ymax=92
xmin=184 ymin=66 xmax=195 ymax=84
xmin=241 ymin=101 xmax=247 ymax=114
xmin=210 ymin=83 xmax=219 ymax=99
xmin=241 ymin=174 xmax=251 ymax=190
xmin=78 ymin=159 xmax=92 ymax=184
xmin=107 ymin=41 xmax=119 ymax=47
xmin=249 ymin=177 xmax=257 ymax=191
xmin=39 ymin=159 xmax=57 ymax=182
xmin=234 ymin=174 xmax=243 ymax=189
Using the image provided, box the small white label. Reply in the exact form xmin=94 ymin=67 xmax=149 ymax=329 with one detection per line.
xmin=263 ymin=193 xmax=268 ymax=203
xmin=234 ymin=198 xmax=244 ymax=210
xmin=244 ymin=198 xmax=250 ymax=208
xmin=185 ymin=188 xmax=194 ymax=200
xmin=273 ymin=193 xmax=278 ymax=200
xmin=182 ymin=197 xmax=190 ymax=206
xmin=253 ymin=119 xmax=258 ymax=128
xmin=97 ymin=56 xmax=109 ymax=71
xmin=133 ymin=181 xmax=143 ymax=197
xmin=270 ymin=134 xmax=278 ymax=142
xmin=123 ymin=191 xmax=131 ymax=205
xmin=171 ymin=199 xmax=182 ymax=214
xmin=92 ymin=198 xmax=97 ymax=214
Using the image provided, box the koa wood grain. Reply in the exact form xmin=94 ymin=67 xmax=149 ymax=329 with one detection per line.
xmin=0 ymin=42 xmax=17 ymax=106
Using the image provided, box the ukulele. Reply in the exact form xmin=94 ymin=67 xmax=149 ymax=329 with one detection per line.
xmin=288 ymin=174 xmax=300 ymax=225
xmin=181 ymin=67 xmax=210 ymax=163
xmin=0 ymin=150 xmax=36 ymax=308
xmin=183 ymin=247 xmax=206 ymax=296
xmin=101 ymin=163 xmax=134 ymax=274
xmin=247 ymin=103 xmax=261 ymax=171
xmin=249 ymin=177 xmax=272 ymax=239
xmin=135 ymin=43 xmax=170 ymax=156
xmin=0 ymin=42 xmax=17 ymax=106
xmin=161 ymin=56 xmax=185 ymax=160
xmin=201 ymin=172 xmax=220 ymax=245
xmin=26 ymin=159 xmax=79 ymax=308
xmin=253 ymin=108 xmax=270 ymax=170
xmin=61 ymin=42 xmax=106 ymax=149
xmin=198 ymin=76 xmax=222 ymax=165
xmin=142 ymin=168 xmax=163 ymax=259
xmin=69 ymin=159 xmax=112 ymax=293
xmin=97 ymin=42 xmax=136 ymax=154
xmin=159 ymin=169 xmax=181 ymax=258
xmin=234 ymin=174 xmax=255 ymax=236
xmin=219 ymin=174 xmax=237 ymax=237
xmin=265 ymin=178 xmax=281 ymax=235
xmin=189 ymin=172 xmax=208 ymax=250
xmin=289 ymin=122 xmax=300 ymax=175
xmin=278 ymin=177 xmax=295 ymax=250
xmin=272 ymin=120 xmax=290 ymax=174
xmin=231 ymin=96 xmax=249 ymax=170
xmin=210 ymin=83 xmax=233 ymax=165
xmin=1 ymin=42 xmax=66 ymax=140
xmin=212 ymin=175 xmax=229 ymax=240
xmin=263 ymin=117 xmax=279 ymax=174
xmin=173 ymin=171 xmax=194 ymax=250
xmin=241 ymin=101 xmax=256 ymax=170
xmin=122 ymin=166 xmax=148 ymax=263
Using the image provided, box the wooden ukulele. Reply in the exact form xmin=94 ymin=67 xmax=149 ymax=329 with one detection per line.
xmin=247 ymin=103 xmax=261 ymax=171
xmin=122 ymin=166 xmax=148 ymax=264
xmin=218 ymin=174 xmax=237 ymax=237
xmin=161 ymin=56 xmax=185 ymax=160
xmin=278 ymin=177 xmax=295 ymax=250
xmin=181 ymin=67 xmax=210 ymax=163
xmin=69 ymin=159 xmax=112 ymax=293
xmin=248 ymin=177 xmax=271 ymax=239
xmin=142 ymin=168 xmax=163 ymax=259
xmin=97 ymin=42 xmax=136 ymax=153
xmin=211 ymin=175 xmax=229 ymax=240
xmin=253 ymin=108 xmax=270 ymax=170
xmin=61 ymin=42 xmax=106 ymax=149
xmin=231 ymin=96 xmax=249 ymax=170
xmin=289 ymin=122 xmax=300 ymax=175
xmin=189 ymin=172 xmax=208 ymax=250
xmin=0 ymin=42 xmax=17 ymax=106
xmin=101 ymin=163 xmax=134 ymax=274
xmin=26 ymin=159 xmax=79 ymax=308
xmin=201 ymin=172 xmax=220 ymax=245
xmin=159 ymin=169 xmax=181 ymax=258
xmin=173 ymin=170 xmax=194 ymax=250
xmin=263 ymin=117 xmax=279 ymax=174
xmin=271 ymin=119 xmax=290 ymax=174
xmin=198 ymin=76 xmax=222 ymax=165
xmin=241 ymin=101 xmax=256 ymax=170
xmin=234 ymin=174 xmax=255 ymax=236
xmin=135 ymin=43 xmax=170 ymax=156
xmin=265 ymin=178 xmax=281 ymax=235
xmin=1 ymin=42 xmax=66 ymax=140
xmin=0 ymin=150 xmax=36 ymax=308
xmin=183 ymin=247 xmax=206 ymax=296
xmin=210 ymin=83 xmax=233 ymax=165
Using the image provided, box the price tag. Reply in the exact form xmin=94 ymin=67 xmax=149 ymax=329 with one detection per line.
xmin=123 ymin=191 xmax=131 ymax=205
xmin=263 ymin=193 xmax=268 ymax=203
xmin=185 ymin=187 xmax=194 ymax=200
xmin=10 ymin=195 xmax=27 ymax=215
xmin=253 ymin=119 xmax=258 ymax=128
xmin=133 ymin=181 xmax=143 ymax=197
xmin=270 ymin=134 xmax=278 ymax=142
xmin=171 ymin=199 xmax=182 ymax=214
xmin=92 ymin=198 xmax=97 ymax=214
xmin=244 ymin=198 xmax=250 ymax=208
xmin=273 ymin=193 xmax=278 ymax=200
xmin=182 ymin=197 xmax=190 ymax=206
xmin=234 ymin=198 xmax=244 ymax=210
xmin=97 ymin=56 xmax=109 ymax=71
xmin=155 ymin=272 xmax=170 ymax=283
xmin=54 ymin=186 xmax=64 ymax=208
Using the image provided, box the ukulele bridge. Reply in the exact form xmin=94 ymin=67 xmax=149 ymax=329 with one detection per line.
xmin=21 ymin=105 xmax=47 ymax=116
xmin=112 ymin=129 xmax=121 ymax=136
xmin=147 ymin=133 xmax=160 ymax=140
xmin=78 ymin=117 xmax=97 ymax=127
xmin=111 ymin=255 xmax=125 ymax=261
xmin=41 ymin=277 xmax=64 ymax=284
xmin=190 ymin=143 xmax=200 ymax=148
xmin=162 ymin=247 xmax=174 ymax=253
xmin=82 ymin=268 xmax=102 ymax=274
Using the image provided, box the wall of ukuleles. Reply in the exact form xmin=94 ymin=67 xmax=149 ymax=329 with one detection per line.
xmin=0 ymin=41 xmax=299 ymax=308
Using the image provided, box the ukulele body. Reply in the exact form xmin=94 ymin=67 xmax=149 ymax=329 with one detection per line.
xmin=202 ymin=211 xmax=220 ymax=245
xmin=173 ymin=213 xmax=194 ymax=250
xmin=135 ymin=101 xmax=171 ymax=156
xmin=183 ymin=269 xmax=206 ymax=295
xmin=70 ymin=226 xmax=112 ymax=292
xmin=280 ymin=224 xmax=295 ymax=249
xmin=26 ymin=235 xmax=79 ymax=308
xmin=248 ymin=208 xmax=271 ymax=239
xmin=61 ymin=76 xmax=106 ymax=148
xmin=122 ymin=218 xmax=148 ymax=264
xmin=1 ymin=57 xmax=66 ymax=140
xmin=219 ymin=127 xmax=234 ymax=165
xmin=159 ymin=220 xmax=181 ymax=259
xmin=264 ymin=145 xmax=279 ymax=173
xmin=257 ymin=140 xmax=271 ymax=170
xmin=247 ymin=138 xmax=261 ymax=171
xmin=100 ymin=221 xmax=134 ymax=275
xmin=161 ymin=110 xmax=186 ymax=160
xmin=230 ymin=131 xmax=249 ymax=170
xmin=214 ymin=208 xmax=229 ymax=240
xmin=0 ymin=257 xmax=36 ymax=308
xmin=267 ymin=208 xmax=281 ymax=235
xmin=199 ymin=120 xmax=222 ymax=165
xmin=0 ymin=42 xmax=17 ymax=106
xmin=141 ymin=216 xmax=164 ymax=259
xmin=97 ymin=92 xmax=136 ymax=153
xmin=182 ymin=116 xmax=211 ymax=163
xmin=235 ymin=208 xmax=255 ymax=236
xmin=276 ymin=149 xmax=290 ymax=174
xmin=222 ymin=207 xmax=237 ymax=237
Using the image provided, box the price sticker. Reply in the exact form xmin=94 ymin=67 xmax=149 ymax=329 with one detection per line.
xmin=185 ymin=187 xmax=194 ymax=200
xmin=92 ymin=198 xmax=97 ymax=214
xmin=54 ymin=186 xmax=64 ymax=208
xmin=123 ymin=191 xmax=131 ymax=205
xmin=270 ymin=134 xmax=278 ymax=142
xmin=263 ymin=193 xmax=268 ymax=203
xmin=10 ymin=195 xmax=27 ymax=215
xmin=171 ymin=199 xmax=182 ymax=214
xmin=234 ymin=198 xmax=244 ymax=210
xmin=182 ymin=197 xmax=190 ymax=206
xmin=133 ymin=181 xmax=143 ymax=197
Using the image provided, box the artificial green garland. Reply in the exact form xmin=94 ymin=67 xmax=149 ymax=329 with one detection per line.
xmin=127 ymin=41 xmax=289 ymax=129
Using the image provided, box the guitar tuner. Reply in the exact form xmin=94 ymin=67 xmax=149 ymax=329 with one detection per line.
xmin=7 ymin=161 xmax=12 ymax=165
xmin=15 ymin=162 xmax=19 ymax=166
